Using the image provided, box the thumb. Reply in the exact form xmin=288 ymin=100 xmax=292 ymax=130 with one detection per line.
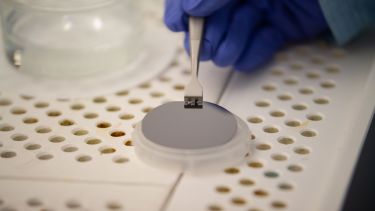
xmin=182 ymin=0 xmax=234 ymax=16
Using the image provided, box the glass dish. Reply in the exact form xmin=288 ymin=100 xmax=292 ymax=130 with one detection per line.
xmin=0 ymin=0 xmax=143 ymax=78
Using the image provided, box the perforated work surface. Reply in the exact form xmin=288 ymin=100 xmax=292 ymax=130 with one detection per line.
xmin=167 ymin=38 xmax=375 ymax=211
xmin=1 ymin=7 xmax=375 ymax=211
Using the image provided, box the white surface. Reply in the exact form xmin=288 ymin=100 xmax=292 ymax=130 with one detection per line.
xmin=0 ymin=3 xmax=375 ymax=211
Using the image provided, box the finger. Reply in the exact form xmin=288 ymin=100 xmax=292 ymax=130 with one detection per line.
xmin=282 ymin=1 xmax=327 ymax=38
xmin=182 ymin=0 xmax=234 ymax=16
xmin=213 ymin=3 xmax=262 ymax=67
xmin=234 ymin=26 xmax=286 ymax=72
xmin=164 ymin=0 xmax=188 ymax=32
xmin=184 ymin=4 xmax=235 ymax=61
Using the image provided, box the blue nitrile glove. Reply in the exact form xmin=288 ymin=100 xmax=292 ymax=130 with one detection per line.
xmin=164 ymin=0 xmax=329 ymax=72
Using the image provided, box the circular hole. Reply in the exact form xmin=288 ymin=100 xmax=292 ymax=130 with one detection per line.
xmin=263 ymin=126 xmax=279 ymax=133
xmin=159 ymin=76 xmax=171 ymax=82
xmin=100 ymin=147 xmax=116 ymax=154
xmin=250 ymin=134 xmax=256 ymax=140
xmin=124 ymin=140 xmax=133 ymax=146
xmin=59 ymin=119 xmax=74 ymax=126
xmin=106 ymin=106 xmax=121 ymax=112
xmin=306 ymin=71 xmax=321 ymax=79
xmin=288 ymin=164 xmax=303 ymax=172
xmin=285 ymin=119 xmax=301 ymax=127
xmin=20 ymin=94 xmax=34 ymax=100
xmin=275 ymin=52 xmax=288 ymax=61
xmin=292 ymin=103 xmax=308 ymax=111
xmin=62 ymin=145 xmax=78 ymax=153
xmin=299 ymin=87 xmax=314 ymax=95
xmin=278 ymin=183 xmax=293 ymax=191
xmin=294 ymin=46 xmax=310 ymax=55
xmin=271 ymin=201 xmax=287 ymax=209
xmin=255 ymin=100 xmax=270 ymax=107
xmin=264 ymin=171 xmax=279 ymax=178
xmin=11 ymin=134 xmax=28 ymax=141
xmin=86 ymin=138 xmax=101 ymax=145
xmin=248 ymin=208 xmax=262 ymax=211
xmin=150 ymin=91 xmax=164 ymax=98
xmin=35 ymin=126 xmax=51 ymax=134
xmin=10 ymin=107 xmax=26 ymax=115
xmin=321 ymin=80 xmax=336 ymax=89
xmin=294 ymin=147 xmax=310 ymax=155
xmin=49 ymin=136 xmax=65 ymax=143
xmin=128 ymin=98 xmax=143 ymax=104
xmin=0 ymin=98 xmax=12 ymax=106
xmin=256 ymin=143 xmax=271 ymax=150
xmin=310 ymin=56 xmax=324 ymax=64
xmin=325 ymin=64 xmax=341 ymax=73
xmin=70 ymin=104 xmax=85 ymax=110
xmin=34 ymin=102 xmax=49 ymax=108
xmin=119 ymin=113 xmax=134 ymax=120
xmin=57 ymin=98 xmax=70 ymax=102
xmin=93 ymin=96 xmax=107 ymax=103
xmin=46 ymin=110 xmax=62 ymax=117
xmin=271 ymin=154 xmax=287 ymax=161
xmin=306 ymin=113 xmax=323 ymax=121
xmin=72 ymin=129 xmax=88 ymax=136
xmin=208 ymin=204 xmax=223 ymax=211
xmin=239 ymin=178 xmax=255 ymax=186
xmin=289 ymin=63 xmax=303 ymax=70
xmin=248 ymin=161 xmax=263 ymax=168
xmin=215 ymin=186 xmax=231 ymax=193
xmin=0 ymin=124 xmax=14 ymax=132
xmin=113 ymin=156 xmax=129 ymax=164
xmin=0 ymin=151 xmax=17 ymax=158
xmin=247 ymin=116 xmax=263 ymax=124
xmin=107 ymin=201 xmax=122 ymax=210
xmin=231 ymin=197 xmax=246 ymax=206
xmin=138 ymin=82 xmax=151 ymax=89
xmin=66 ymin=200 xmax=81 ymax=209
xmin=27 ymin=198 xmax=43 ymax=207
xmin=271 ymin=68 xmax=284 ymax=76
xmin=283 ymin=77 xmax=299 ymax=85
xmin=96 ymin=122 xmax=111 ymax=128
xmin=278 ymin=136 xmax=295 ymax=145
xmin=115 ymin=90 xmax=129 ymax=96
xmin=76 ymin=155 xmax=92 ymax=162
xmin=142 ymin=107 xmax=153 ymax=113
xmin=269 ymin=110 xmax=285 ymax=117
xmin=173 ymin=84 xmax=185 ymax=91
xmin=224 ymin=167 xmax=240 ymax=174
xmin=182 ymin=69 xmax=191 ymax=75
xmin=23 ymin=117 xmax=38 ymax=124
xmin=262 ymin=84 xmax=277 ymax=91
xmin=84 ymin=112 xmax=98 ymax=119
xmin=331 ymin=49 xmax=346 ymax=58
xmin=277 ymin=94 xmax=293 ymax=101
xmin=25 ymin=143 xmax=41 ymax=150
xmin=254 ymin=189 xmax=268 ymax=197
xmin=37 ymin=153 xmax=53 ymax=160
xmin=110 ymin=131 xmax=126 ymax=137
xmin=301 ymin=129 xmax=317 ymax=137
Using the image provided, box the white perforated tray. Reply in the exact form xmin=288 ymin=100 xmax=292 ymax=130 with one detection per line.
xmin=0 ymin=3 xmax=375 ymax=211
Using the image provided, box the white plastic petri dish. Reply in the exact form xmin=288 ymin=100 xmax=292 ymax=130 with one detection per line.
xmin=132 ymin=101 xmax=251 ymax=173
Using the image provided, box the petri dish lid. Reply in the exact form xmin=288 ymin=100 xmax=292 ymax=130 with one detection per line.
xmin=132 ymin=101 xmax=251 ymax=172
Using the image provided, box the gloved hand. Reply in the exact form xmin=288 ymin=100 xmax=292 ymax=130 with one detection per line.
xmin=164 ymin=0 xmax=329 ymax=72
